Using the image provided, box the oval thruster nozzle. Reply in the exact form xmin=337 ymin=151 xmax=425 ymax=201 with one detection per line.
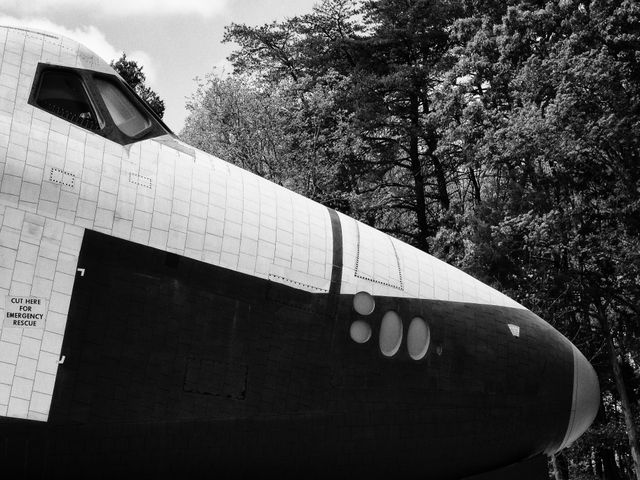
xmin=560 ymin=344 xmax=600 ymax=449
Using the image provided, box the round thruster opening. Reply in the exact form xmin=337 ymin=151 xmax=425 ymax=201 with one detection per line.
xmin=350 ymin=320 xmax=372 ymax=344
xmin=407 ymin=317 xmax=431 ymax=360
xmin=379 ymin=311 xmax=403 ymax=357
xmin=353 ymin=291 xmax=375 ymax=315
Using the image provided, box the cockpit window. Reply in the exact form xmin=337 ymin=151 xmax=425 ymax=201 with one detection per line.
xmin=94 ymin=78 xmax=151 ymax=138
xmin=35 ymin=70 xmax=102 ymax=131
xmin=29 ymin=63 xmax=172 ymax=146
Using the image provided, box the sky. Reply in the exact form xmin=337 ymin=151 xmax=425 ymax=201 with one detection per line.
xmin=0 ymin=0 xmax=319 ymax=132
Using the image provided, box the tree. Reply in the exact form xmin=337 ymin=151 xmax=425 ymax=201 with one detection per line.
xmin=110 ymin=52 xmax=166 ymax=118
xmin=182 ymin=3 xmax=640 ymax=476
xmin=223 ymin=0 xmax=474 ymax=249
xmin=438 ymin=1 xmax=640 ymax=478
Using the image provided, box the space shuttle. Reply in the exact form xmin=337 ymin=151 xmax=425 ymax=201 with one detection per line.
xmin=0 ymin=26 xmax=599 ymax=479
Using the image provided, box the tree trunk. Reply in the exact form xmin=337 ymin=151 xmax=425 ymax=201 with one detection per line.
xmin=432 ymin=152 xmax=450 ymax=210
xmin=469 ymin=166 xmax=482 ymax=203
xmin=551 ymin=452 xmax=569 ymax=480
xmin=598 ymin=308 xmax=640 ymax=480
xmin=600 ymin=447 xmax=623 ymax=480
xmin=409 ymin=93 xmax=430 ymax=252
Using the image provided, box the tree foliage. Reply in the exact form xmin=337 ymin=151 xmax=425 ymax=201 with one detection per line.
xmin=110 ymin=52 xmax=166 ymax=118
xmin=181 ymin=2 xmax=640 ymax=477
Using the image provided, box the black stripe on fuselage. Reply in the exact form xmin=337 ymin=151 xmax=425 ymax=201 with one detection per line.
xmin=327 ymin=208 xmax=343 ymax=297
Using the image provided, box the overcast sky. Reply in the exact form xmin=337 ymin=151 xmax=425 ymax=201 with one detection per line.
xmin=0 ymin=0 xmax=319 ymax=132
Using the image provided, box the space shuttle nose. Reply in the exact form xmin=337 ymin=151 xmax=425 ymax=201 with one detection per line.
xmin=561 ymin=344 xmax=600 ymax=448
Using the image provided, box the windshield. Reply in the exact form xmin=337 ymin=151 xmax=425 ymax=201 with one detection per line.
xmin=95 ymin=78 xmax=151 ymax=137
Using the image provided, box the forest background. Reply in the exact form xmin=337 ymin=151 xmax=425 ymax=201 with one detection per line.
xmin=117 ymin=1 xmax=640 ymax=478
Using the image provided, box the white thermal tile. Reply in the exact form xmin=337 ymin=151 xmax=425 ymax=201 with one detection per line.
xmin=29 ymin=391 xmax=50 ymax=414
xmin=1 ymin=174 xmax=22 ymax=197
xmin=202 ymin=251 xmax=220 ymax=265
xmin=206 ymin=217 xmax=224 ymax=237
xmin=60 ymin=226 xmax=83 ymax=249
xmin=274 ymin=244 xmax=292 ymax=262
xmin=33 ymin=371 xmax=55 ymax=394
xmin=19 ymin=182 xmax=40 ymax=203
xmin=52 ymin=271 xmax=74 ymax=293
xmin=190 ymin=201 xmax=208 ymax=219
xmin=112 ymin=218 xmax=132 ymax=239
xmin=15 ymin=356 xmax=37 ymax=380
xmin=0 ymin=225 xmax=20 ymax=249
xmin=135 ymin=194 xmax=154 ymax=214
xmin=0 ymin=361 xmax=15 ymax=384
xmin=259 ymin=227 xmax=276 ymax=244
xmin=48 ymin=291 xmax=70 ymax=314
xmin=221 ymin=236 xmax=241 ymax=255
xmin=58 ymin=190 xmax=78 ymax=211
xmin=9 ymin=280 xmax=30 ymax=295
xmin=0 ymin=245 xmax=17 ymax=269
xmin=204 ymin=234 xmax=223 ymax=252
xmin=36 ymin=351 xmax=59 ymax=375
xmin=97 ymin=191 xmax=117 ymax=210
xmin=26 ymin=150 xmax=45 ymax=169
xmin=116 ymin=202 xmax=135 ymax=221
xmin=45 ymin=311 xmax=66 ymax=335
xmin=191 ymin=190 xmax=208 ymax=206
xmin=133 ymin=210 xmax=152 ymax=231
xmin=240 ymin=238 xmax=258 ymax=256
xmin=149 ymin=229 xmax=168 ymax=250
xmin=188 ymin=215 xmax=206 ymax=234
xmin=130 ymin=228 xmax=150 ymax=245
xmin=224 ymin=220 xmax=242 ymax=239
xmin=154 ymin=197 xmax=171 ymax=215
xmin=174 ymin=187 xmax=191 ymax=203
xmin=12 ymin=261 xmax=34 ymax=284
xmin=151 ymin=212 xmax=170 ymax=231
xmin=17 ymin=336 xmax=40 ymax=360
xmin=42 ymin=218 xmax=64 ymax=244
xmin=4 ymin=156 xmax=24 ymax=177
xmin=1 ymin=326 xmax=22 ymax=344
xmin=41 ymin=331 xmax=63 ymax=354
xmin=307 ymin=260 xmax=326 ymax=278
xmin=258 ymin=241 xmax=275 ymax=259
xmin=0 ymin=340 xmax=19 ymax=363
xmin=185 ymin=232 xmax=204 ymax=251
xmin=7 ymin=396 xmax=28 ymax=418
xmin=0 ymin=383 xmax=9 ymax=404
xmin=81 ymin=168 xmax=101 ymax=187
xmin=36 ymin=238 xmax=59 ymax=261
xmin=244 ymin=210 xmax=259 ymax=226
xmin=79 ymin=184 xmax=99 ymax=204
xmin=118 ymin=185 xmax=137 ymax=205
xmin=169 ymin=213 xmax=188 ymax=232
xmin=94 ymin=208 xmax=114 ymax=229
xmin=166 ymin=230 xmax=186 ymax=251
xmin=242 ymin=224 xmax=259 ymax=242
xmin=55 ymin=208 xmax=75 ymax=223
xmin=219 ymin=251 xmax=238 ymax=270
xmin=173 ymin=198 xmax=189 ymax=217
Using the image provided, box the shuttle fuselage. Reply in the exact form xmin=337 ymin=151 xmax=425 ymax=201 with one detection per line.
xmin=0 ymin=26 xmax=599 ymax=479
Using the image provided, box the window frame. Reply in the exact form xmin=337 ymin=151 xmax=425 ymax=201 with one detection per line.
xmin=29 ymin=63 xmax=172 ymax=145
xmin=30 ymin=67 xmax=103 ymax=132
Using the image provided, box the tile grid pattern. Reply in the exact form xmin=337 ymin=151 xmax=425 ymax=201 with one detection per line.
xmin=0 ymin=205 xmax=82 ymax=420
xmin=0 ymin=27 xmax=335 ymax=421
xmin=338 ymin=212 xmax=522 ymax=309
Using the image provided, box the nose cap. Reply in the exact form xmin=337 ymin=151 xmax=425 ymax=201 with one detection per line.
xmin=560 ymin=344 xmax=600 ymax=449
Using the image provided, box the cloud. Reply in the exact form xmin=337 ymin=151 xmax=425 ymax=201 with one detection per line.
xmin=0 ymin=16 xmax=157 ymax=85
xmin=0 ymin=0 xmax=227 ymax=17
